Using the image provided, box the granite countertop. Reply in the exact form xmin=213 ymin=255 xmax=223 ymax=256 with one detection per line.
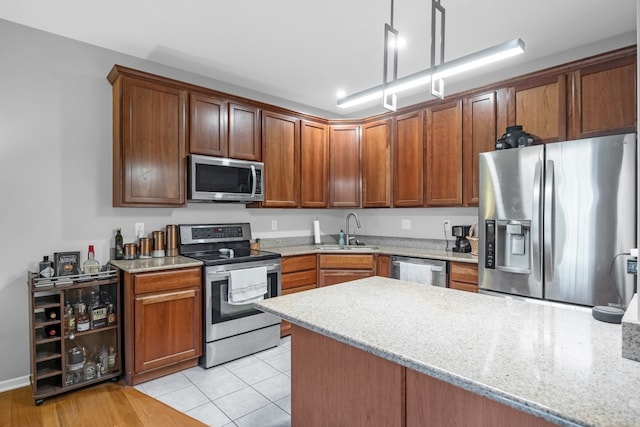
xmin=256 ymin=276 xmax=640 ymax=427
xmin=269 ymin=244 xmax=478 ymax=264
xmin=109 ymin=255 xmax=203 ymax=273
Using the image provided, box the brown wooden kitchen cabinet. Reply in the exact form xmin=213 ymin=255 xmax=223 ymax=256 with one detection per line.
xmin=361 ymin=119 xmax=392 ymax=208
xmin=228 ymin=102 xmax=262 ymax=161
xmin=261 ymin=110 xmax=301 ymax=207
xmin=425 ymin=100 xmax=463 ymax=206
xmin=108 ymin=66 xmax=187 ymax=207
xmin=189 ymin=92 xmax=227 ymax=157
xmin=329 ymin=125 xmax=361 ymax=208
xmin=449 ymin=262 xmax=478 ymax=293
xmin=568 ymin=54 xmax=636 ymax=140
xmin=300 ymin=120 xmax=329 ymax=208
xmin=462 ymin=90 xmax=507 ymax=206
xmin=393 ymin=110 xmax=425 ymax=207
xmin=509 ymin=74 xmax=567 ymax=144
xmin=318 ymin=254 xmax=375 ymax=287
xmin=376 ymin=254 xmax=392 ymax=278
xmin=121 ymin=266 xmax=202 ymax=385
xmin=280 ymin=254 xmax=318 ymax=336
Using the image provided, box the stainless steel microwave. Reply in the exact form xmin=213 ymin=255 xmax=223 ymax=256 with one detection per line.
xmin=188 ymin=154 xmax=264 ymax=202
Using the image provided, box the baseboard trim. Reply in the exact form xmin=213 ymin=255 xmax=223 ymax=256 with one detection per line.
xmin=0 ymin=375 xmax=30 ymax=393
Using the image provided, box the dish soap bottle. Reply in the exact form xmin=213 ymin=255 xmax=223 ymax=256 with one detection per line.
xmin=338 ymin=230 xmax=345 ymax=246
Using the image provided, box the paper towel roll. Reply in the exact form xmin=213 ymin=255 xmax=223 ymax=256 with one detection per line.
xmin=313 ymin=220 xmax=321 ymax=244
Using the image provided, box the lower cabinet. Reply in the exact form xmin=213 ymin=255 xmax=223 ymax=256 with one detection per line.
xmin=121 ymin=266 xmax=202 ymax=385
xmin=318 ymin=254 xmax=375 ymax=287
xmin=281 ymin=255 xmax=317 ymax=337
xmin=449 ymin=262 xmax=478 ymax=293
xmin=376 ymin=254 xmax=392 ymax=278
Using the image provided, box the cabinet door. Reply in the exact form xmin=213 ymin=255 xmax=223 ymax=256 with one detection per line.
xmin=362 ymin=119 xmax=392 ymax=207
xmin=189 ymin=93 xmax=227 ymax=157
xmin=509 ymin=74 xmax=567 ymax=143
xmin=329 ymin=125 xmax=361 ymax=208
xmin=425 ymin=100 xmax=463 ymax=206
xmin=262 ymin=111 xmax=300 ymax=207
xmin=318 ymin=270 xmax=374 ymax=287
xmin=393 ymin=110 xmax=425 ymax=207
xmin=568 ymin=55 xmax=636 ymax=140
xmin=300 ymin=120 xmax=329 ymax=208
xmin=376 ymin=255 xmax=392 ymax=278
xmin=115 ymin=77 xmax=186 ymax=206
xmin=462 ymin=90 xmax=507 ymax=206
xmin=134 ymin=288 xmax=201 ymax=373
xmin=228 ymin=102 xmax=261 ymax=161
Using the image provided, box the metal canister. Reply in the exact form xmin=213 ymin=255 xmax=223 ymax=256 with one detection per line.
xmin=123 ymin=243 xmax=137 ymax=260
xmin=138 ymin=238 xmax=151 ymax=259
xmin=152 ymin=231 xmax=165 ymax=258
xmin=166 ymin=225 xmax=178 ymax=257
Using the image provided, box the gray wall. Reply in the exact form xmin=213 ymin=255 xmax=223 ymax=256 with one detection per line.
xmin=0 ymin=18 xmax=634 ymax=387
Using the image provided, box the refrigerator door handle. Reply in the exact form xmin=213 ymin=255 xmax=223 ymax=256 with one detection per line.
xmin=544 ymin=160 xmax=555 ymax=282
xmin=531 ymin=160 xmax=543 ymax=281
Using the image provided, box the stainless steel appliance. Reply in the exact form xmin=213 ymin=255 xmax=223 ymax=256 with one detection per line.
xmin=391 ymin=256 xmax=448 ymax=288
xmin=188 ymin=154 xmax=264 ymax=202
xmin=479 ymin=133 xmax=636 ymax=307
xmin=178 ymin=223 xmax=281 ymax=368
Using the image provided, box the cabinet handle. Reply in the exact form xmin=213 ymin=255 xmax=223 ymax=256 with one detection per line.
xmin=140 ymin=289 xmax=196 ymax=305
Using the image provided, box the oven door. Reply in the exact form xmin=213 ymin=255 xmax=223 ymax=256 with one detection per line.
xmin=204 ymin=259 xmax=281 ymax=342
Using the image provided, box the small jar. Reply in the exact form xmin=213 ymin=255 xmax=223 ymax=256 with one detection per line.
xmin=138 ymin=238 xmax=151 ymax=259
xmin=123 ymin=243 xmax=137 ymax=260
xmin=250 ymin=239 xmax=261 ymax=251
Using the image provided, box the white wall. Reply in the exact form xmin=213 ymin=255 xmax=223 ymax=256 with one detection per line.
xmin=0 ymin=18 xmax=635 ymax=387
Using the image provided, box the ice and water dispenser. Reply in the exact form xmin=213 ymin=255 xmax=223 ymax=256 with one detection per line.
xmin=484 ymin=219 xmax=531 ymax=273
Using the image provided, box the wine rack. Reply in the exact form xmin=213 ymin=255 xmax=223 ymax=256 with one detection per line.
xmin=28 ymin=270 xmax=121 ymax=405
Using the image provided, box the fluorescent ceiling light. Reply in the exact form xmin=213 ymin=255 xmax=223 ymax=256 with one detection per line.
xmin=337 ymin=38 xmax=525 ymax=109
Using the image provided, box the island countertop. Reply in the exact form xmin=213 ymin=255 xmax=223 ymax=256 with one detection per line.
xmin=256 ymin=276 xmax=640 ymax=427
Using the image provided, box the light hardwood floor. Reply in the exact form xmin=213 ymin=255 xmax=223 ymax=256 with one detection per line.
xmin=0 ymin=381 xmax=206 ymax=427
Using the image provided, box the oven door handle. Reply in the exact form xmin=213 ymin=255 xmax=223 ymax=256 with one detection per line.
xmin=250 ymin=165 xmax=257 ymax=199
xmin=207 ymin=266 xmax=279 ymax=280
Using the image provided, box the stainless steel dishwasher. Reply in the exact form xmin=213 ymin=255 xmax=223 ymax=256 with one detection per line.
xmin=391 ymin=256 xmax=448 ymax=288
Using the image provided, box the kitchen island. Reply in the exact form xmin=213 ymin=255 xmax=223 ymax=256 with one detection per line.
xmin=256 ymin=276 xmax=640 ymax=426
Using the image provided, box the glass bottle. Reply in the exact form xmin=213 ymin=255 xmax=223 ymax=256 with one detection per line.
xmin=107 ymin=303 xmax=116 ymax=326
xmin=114 ymin=228 xmax=124 ymax=260
xmin=83 ymin=245 xmax=100 ymax=274
xmin=75 ymin=303 xmax=90 ymax=332
xmin=63 ymin=300 xmax=75 ymax=334
xmin=38 ymin=256 xmax=54 ymax=278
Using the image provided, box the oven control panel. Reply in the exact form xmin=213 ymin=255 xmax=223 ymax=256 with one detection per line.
xmin=192 ymin=226 xmax=243 ymax=240
xmin=179 ymin=223 xmax=251 ymax=245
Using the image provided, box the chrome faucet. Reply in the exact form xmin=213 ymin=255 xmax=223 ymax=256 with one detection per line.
xmin=345 ymin=212 xmax=361 ymax=246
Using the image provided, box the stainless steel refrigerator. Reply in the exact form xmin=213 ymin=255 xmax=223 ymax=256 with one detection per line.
xmin=478 ymin=133 xmax=636 ymax=307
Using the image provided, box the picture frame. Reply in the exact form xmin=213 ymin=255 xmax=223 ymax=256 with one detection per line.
xmin=54 ymin=251 xmax=80 ymax=276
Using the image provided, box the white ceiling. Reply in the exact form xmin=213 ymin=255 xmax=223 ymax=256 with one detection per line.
xmin=0 ymin=0 xmax=636 ymax=116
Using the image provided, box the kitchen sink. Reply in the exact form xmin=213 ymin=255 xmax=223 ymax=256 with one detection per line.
xmin=314 ymin=245 xmax=378 ymax=252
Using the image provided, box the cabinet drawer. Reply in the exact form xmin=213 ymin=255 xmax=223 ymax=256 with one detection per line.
xmin=282 ymin=254 xmax=317 ymax=273
xmin=318 ymin=270 xmax=374 ymax=287
xmin=282 ymin=284 xmax=316 ymax=295
xmin=449 ymin=262 xmax=478 ymax=284
xmin=282 ymin=270 xmax=317 ymax=290
xmin=319 ymin=254 xmax=375 ymax=270
xmin=134 ymin=267 xmax=201 ymax=294
xmin=449 ymin=280 xmax=478 ymax=293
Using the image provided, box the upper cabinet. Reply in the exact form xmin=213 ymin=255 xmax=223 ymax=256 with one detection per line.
xmin=568 ymin=55 xmax=636 ymax=140
xmin=393 ymin=110 xmax=425 ymax=207
xmin=109 ymin=68 xmax=187 ymax=207
xmin=189 ymin=93 xmax=227 ymax=157
xmin=361 ymin=119 xmax=392 ymax=208
xmin=425 ymin=100 xmax=463 ymax=207
xmin=509 ymin=74 xmax=567 ymax=143
xmin=300 ymin=120 xmax=329 ymax=208
xmin=228 ymin=102 xmax=262 ymax=161
xmin=261 ymin=110 xmax=300 ymax=208
xmin=329 ymin=125 xmax=361 ymax=208
xmin=462 ymin=90 xmax=507 ymax=206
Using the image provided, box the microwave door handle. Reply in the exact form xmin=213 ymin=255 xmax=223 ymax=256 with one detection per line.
xmin=250 ymin=165 xmax=257 ymax=199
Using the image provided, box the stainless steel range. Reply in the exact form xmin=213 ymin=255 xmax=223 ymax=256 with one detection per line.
xmin=178 ymin=223 xmax=281 ymax=368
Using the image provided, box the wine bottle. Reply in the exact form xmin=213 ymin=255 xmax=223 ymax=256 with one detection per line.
xmin=44 ymin=307 xmax=58 ymax=320
xmin=44 ymin=324 xmax=59 ymax=338
xmin=114 ymin=228 xmax=124 ymax=260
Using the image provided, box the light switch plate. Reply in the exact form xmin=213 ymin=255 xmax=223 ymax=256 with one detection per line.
xmin=135 ymin=222 xmax=145 ymax=238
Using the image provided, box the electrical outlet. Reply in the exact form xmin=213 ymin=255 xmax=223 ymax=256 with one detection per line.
xmin=443 ymin=220 xmax=451 ymax=233
xmin=135 ymin=222 xmax=145 ymax=238
xmin=271 ymin=220 xmax=278 ymax=231
xmin=401 ymin=219 xmax=411 ymax=230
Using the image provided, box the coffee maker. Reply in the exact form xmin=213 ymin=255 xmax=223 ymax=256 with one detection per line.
xmin=452 ymin=225 xmax=471 ymax=253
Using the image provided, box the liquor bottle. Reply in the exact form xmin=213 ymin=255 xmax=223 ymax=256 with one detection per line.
xmin=83 ymin=245 xmax=100 ymax=274
xmin=63 ymin=300 xmax=75 ymax=334
xmin=75 ymin=303 xmax=90 ymax=332
xmin=90 ymin=291 xmax=107 ymax=328
xmin=114 ymin=228 xmax=124 ymax=260
xmin=107 ymin=303 xmax=117 ymax=326
xmin=107 ymin=346 xmax=116 ymax=369
xmin=38 ymin=256 xmax=54 ymax=278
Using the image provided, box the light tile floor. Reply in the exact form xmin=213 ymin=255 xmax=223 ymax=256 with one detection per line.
xmin=135 ymin=336 xmax=292 ymax=427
